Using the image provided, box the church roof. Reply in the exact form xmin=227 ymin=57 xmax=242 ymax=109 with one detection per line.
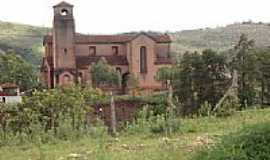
xmin=43 ymin=33 xmax=171 ymax=44
xmin=53 ymin=1 xmax=73 ymax=8
xmin=76 ymin=56 xmax=129 ymax=69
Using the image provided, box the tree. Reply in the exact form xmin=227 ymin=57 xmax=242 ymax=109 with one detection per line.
xmin=172 ymin=50 xmax=228 ymax=114
xmin=173 ymin=51 xmax=204 ymax=113
xmin=90 ymin=58 xmax=119 ymax=88
xmin=200 ymin=49 xmax=228 ymax=106
xmin=255 ymin=49 xmax=270 ymax=105
xmin=155 ymin=66 xmax=176 ymax=89
xmin=232 ymin=34 xmax=258 ymax=107
xmin=0 ymin=53 xmax=38 ymax=91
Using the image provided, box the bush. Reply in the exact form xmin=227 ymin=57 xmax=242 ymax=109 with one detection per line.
xmin=124 ymin=106 xmax=181 ymax=136
xmin=0 ymin=86 xmax=108 ymax=146
xmin=193 ymin=122 xmax=270 ymax=160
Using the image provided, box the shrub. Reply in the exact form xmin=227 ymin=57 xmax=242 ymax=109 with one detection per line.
xmin=0 ymin=86 xmax=108 ymax=146
xmin=193 ymin=122 xmax=270 ymax=160
xmin=124 ymin=106 xmax=181 ymax=136
xmin=198 ymin=101 xmax=212 ymax=117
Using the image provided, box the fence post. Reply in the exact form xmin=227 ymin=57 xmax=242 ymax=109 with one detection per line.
xmin=110 ymin=91 xmax=117 ymax=135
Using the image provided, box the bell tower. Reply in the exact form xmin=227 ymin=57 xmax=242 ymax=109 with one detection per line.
xmin=52 ymin=1 xmax=76 ymax=86
xmin=53 ymin=1 xmax=76 ymax=69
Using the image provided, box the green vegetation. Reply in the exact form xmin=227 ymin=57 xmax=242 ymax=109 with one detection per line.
xmin=0 ymin=87 xmax=106 ymax=146
xmin=0 ymin=21 xmax=48 ymax=65
xmin=170 ymin=22 xmax=270 ymax=54
xmin=91 ymin=58 xmax=120 ymax=88
xmin=193 ymin=122 xmax=270 ymax=160
xmin=0 ymin=107 xmax=269 ymax=160
xmin=2 ymin=21 xmax=270 ymax=160
xmin=0 ymin=53 xmax=38 ymax=91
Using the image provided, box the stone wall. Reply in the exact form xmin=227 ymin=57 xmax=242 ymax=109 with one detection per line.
xmin=90 ymin=100 xmax=145 ymax=129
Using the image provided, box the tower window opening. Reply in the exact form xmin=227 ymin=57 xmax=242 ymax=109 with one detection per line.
xmin=61 ymin=9 xmax=69 ymax=16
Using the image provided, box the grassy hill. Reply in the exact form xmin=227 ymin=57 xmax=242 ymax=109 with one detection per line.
xmin=1 ymin=21 xmax=270 ymax=66
xmin=0 ymin=21 xmax=49 ymax=66
xmin=170 ymin=22 xmax=270 ymax=54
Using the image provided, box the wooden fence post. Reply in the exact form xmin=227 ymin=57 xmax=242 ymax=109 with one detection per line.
xmin=110 ymin=91 xmax=117 ymax=135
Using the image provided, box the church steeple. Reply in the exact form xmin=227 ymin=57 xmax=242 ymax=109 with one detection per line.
xmin=53 ymin=1 xmax=74 ymax=17
xmin=52 ymin=1 xmax=76 ymax=86
xmin=52 ymin=1 xmax=76 ymax=68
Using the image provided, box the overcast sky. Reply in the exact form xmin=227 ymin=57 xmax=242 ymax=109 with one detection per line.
xmin=0 ymin=0 xmax=269 ymax=34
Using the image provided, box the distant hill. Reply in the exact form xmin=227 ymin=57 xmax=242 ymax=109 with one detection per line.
xmin=170 ymin=22 xmax=270 ymax=54
xmin=1 ymin=21 xmax=270 ymax=66
xmin=0 ymin=21 xmax=49 ymax=66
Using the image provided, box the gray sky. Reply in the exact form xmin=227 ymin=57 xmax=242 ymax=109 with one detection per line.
xmin=0 ymin=0 xmax=269 ymax=34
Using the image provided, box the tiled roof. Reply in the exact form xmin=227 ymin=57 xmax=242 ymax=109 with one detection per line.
xmin=0 ymin=83 xmax=18 ymax=89
xmin=43 ymin=32 xmax=171 ymax=44
xmin=76 ymin=56 xmax=128 ymax=68
xmin=75 ymin=35 xmax=133 ymax=44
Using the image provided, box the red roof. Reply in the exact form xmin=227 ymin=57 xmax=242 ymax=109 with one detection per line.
xmin=0 ymin=83 xmax=18 ymax=89
xmin=43 ymin=32 xmax=171 ymax=45
xmin=0 ymin=92 xmax=18 ymax=96
xmin=76 ymin=56 xmax=128 ymax=69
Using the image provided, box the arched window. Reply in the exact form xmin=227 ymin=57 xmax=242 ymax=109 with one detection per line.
xmin=63 ymin=74 xmax=72 ymax=85
xmin=140 ymin=46 xmax=147 ymax=73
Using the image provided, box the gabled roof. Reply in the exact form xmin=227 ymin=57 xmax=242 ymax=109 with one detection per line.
xmin=43 ymin=32 xmax=171 ymax=45
xmin=53 ymin=1 xmax=73 ymax=8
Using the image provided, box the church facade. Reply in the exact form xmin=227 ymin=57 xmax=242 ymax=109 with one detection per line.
xmin=41 ymin=1 xmax=172 ymax=90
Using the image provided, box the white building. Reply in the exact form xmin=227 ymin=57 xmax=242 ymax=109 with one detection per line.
xmin=0 ymin=83 xmax=22 ymax=104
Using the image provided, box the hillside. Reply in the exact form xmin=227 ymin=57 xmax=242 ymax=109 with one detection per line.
xmin=1 ymin=21 xmax=270 ymax=66
xmin=170 ymin=22 xmax=270 ymax=54
xmin=0 ymin=21 xmax=49 ymax=65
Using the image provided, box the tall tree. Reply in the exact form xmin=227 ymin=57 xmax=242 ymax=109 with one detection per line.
xmin=232 ymin=34 xmax=258 ymax=107
xmin=256 ymin=49 xmax=270 ymax=105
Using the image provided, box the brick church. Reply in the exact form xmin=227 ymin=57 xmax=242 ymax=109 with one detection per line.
xmin=41 ymin=1 xmax=172 ymax=90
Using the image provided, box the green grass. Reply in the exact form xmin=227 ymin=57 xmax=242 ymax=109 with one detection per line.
xmin=0 ymin=108 xmax=269 ymax=160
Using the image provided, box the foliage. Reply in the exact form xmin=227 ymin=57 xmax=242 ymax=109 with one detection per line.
xmin=90 ymin=58 xmax=120 ymax=88
xmin=255 ymin=49 xmax=270 ymax=105
xmin=0 ymin=53 xmax=38 ymax=91
xmin=232 ymin=34 xmax=258 ymax=107
xmin=0 ymin=86 xmax=108 ymax=145
xmin=198 ymin=101 xmax=236 ymax=117
xmin=193 ymin=122 xmax=270 ymax=160
xmin=171 ymin=23 xmax=270 ymax=55
xmin=124 ymin=106 xmax=181 ymax=136
xmin=172 ymin=49 xmax=228 ymax=114
xmin=155 ymin=66 xmax=176 ymax=82
xmin=0 ymin=21 xmax=48 ymax=65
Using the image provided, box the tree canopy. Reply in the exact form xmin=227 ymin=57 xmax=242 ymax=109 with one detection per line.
xmin=0 ymin=53 xmax=38 ymax=91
